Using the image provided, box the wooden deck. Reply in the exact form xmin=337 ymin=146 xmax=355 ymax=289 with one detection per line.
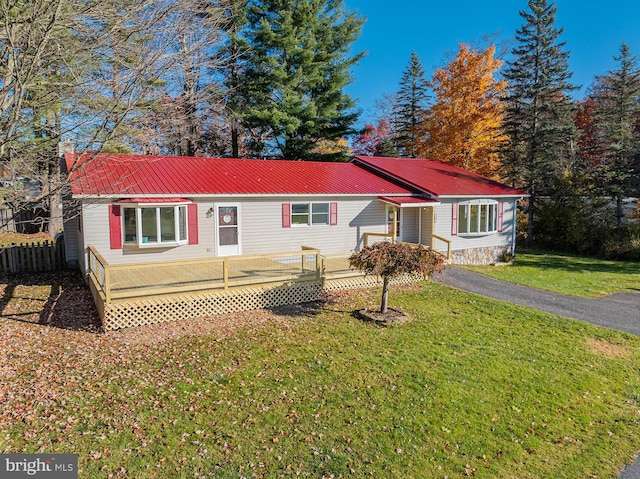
xmin=86 ymin=242 xmax=444 ymax=331
xmin=88 ymin=247 xmax=355 ymax=302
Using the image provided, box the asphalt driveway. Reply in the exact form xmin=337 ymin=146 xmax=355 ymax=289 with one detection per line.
xmin=435 ymin=266 xmax=640 ymax=336
xmin=434 ymin=266 xmax=640 ymax=479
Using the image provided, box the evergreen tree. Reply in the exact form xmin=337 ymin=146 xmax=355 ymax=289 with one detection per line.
xmin=395 ymin=52 xmax=429 ymax=157
xmin=501 ymin=0 xmax=577 ymax=245
xmin=591 ymin=44 xmax=640 ymax=240
xmin=238 ymin=0 xmax=364 ymax=161
xmin=217 ymin=0 xmax=249 ymax=158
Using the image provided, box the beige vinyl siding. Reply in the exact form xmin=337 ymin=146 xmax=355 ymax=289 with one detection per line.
xmin=420 ymin=207 xmax=434 ymax=247
xmin=241 ymin=197 xmax=386 ymax=255
xmin=78 ymin=197 xmax=388 ymax=274
xmin=433 ymin=199 xmax=516 ymax=253
xmin=400 ymin=208 xmax=419 ymax=244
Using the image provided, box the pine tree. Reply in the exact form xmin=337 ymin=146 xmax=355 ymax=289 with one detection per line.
xmin=395 ymin=52 xmax=429 ymax=157
xmin=238 ymin=0 xmax=364 ymax=161
xmin=591 ymin=44 xmax=640 ymax=240
xmin=501 ymin=0 xmax=578 ymax=245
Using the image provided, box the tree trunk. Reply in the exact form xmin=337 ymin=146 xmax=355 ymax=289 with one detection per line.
xmin=231 ymin=118 xmax=239 ymax=158
xmin=616 ymin=195 xmax=624 ymax=245
xmin=526 ymin=192 xmax=535 ymax=247
xmin=380 ymin=276 xmax=390 ymax=314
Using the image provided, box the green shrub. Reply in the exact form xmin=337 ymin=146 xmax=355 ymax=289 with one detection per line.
xmin=532 ymin=197 xmax=614 ymax=255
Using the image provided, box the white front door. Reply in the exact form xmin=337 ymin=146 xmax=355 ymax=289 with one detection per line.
xmin=216 ymin=204 xmax=241 ymax=256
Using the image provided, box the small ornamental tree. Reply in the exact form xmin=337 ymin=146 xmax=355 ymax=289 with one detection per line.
xmin=349 ymin=242 xmax=445 ymax=314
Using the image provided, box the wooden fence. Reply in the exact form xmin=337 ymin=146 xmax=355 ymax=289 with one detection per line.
xmin=0 ymin=240 xmax=66 ymax=274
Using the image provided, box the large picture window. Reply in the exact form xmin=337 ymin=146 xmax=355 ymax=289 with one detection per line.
xmin=123 ymin=204 xmax=188 ymax=247
xmin=291 ymin=203 xmax=330 ymax=226
xmin=457 ymin=201 xmax=498 ymax=235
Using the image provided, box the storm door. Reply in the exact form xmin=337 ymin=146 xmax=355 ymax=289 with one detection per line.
xmin=216 ymin=204 xmax=241 ymax=256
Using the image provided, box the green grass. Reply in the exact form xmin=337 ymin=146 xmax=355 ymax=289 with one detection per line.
xmin=466 ymin=250 xmax=640 ymax=297
xmin=2 ymin=280 xmax=639 ymax=478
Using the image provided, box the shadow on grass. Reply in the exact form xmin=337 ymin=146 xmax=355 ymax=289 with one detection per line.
xmin=267 ymin=300 xmax=326 ymax=318
xmin=0 ymin=270 xmax=101 ymax=332
xmin=516 ymin=249 xmax=640 ymax=278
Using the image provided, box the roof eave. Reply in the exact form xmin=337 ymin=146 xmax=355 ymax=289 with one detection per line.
xmin=71 ymin=192 xmax=413 ymax=200
xmin=436 ymin=194 xmax=530 ymax=199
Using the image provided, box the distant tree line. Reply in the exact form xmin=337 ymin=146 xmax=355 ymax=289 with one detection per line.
xmin=2 ymin=0 xmax=639 ymax=259
xmin=353 ymin=0 xmax=640 ymax=259
xmin=0 ymin=0 xmax=364 ymax=233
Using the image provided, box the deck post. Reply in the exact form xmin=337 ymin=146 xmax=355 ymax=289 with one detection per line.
xmin=223 ymin=257 xmax=229 ymax=289
xmin=104 ymin=263 xmax=111 ymax=303
xmin=317 ymin=251 xmax=322 ymax=279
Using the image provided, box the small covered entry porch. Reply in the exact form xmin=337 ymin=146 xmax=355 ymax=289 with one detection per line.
xmin=365 ymin=196 xmax=452 ymax=260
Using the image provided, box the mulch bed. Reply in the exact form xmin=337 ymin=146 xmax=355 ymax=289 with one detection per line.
xmin=354 ymin=307 xmax=411 ymax=326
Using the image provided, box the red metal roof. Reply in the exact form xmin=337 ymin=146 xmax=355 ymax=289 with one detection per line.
xmin=353 ymin=156 xmax=527 ymax=197
xmin=67 ymin=153 xmax=415 ymax=197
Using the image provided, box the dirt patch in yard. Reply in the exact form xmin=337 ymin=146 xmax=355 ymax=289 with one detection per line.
xmin=586 ymin=338 xmax=633 ymax=358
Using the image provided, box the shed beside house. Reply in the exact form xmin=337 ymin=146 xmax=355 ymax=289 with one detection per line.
xmin=62 ymin=153 xmax=526 ymax=330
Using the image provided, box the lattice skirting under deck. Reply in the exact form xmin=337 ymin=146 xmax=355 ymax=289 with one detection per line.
xmin=100 ymin=275 xmax=421 ymax=331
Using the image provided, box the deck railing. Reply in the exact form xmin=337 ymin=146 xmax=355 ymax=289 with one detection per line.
xmin=88 ymin=246 xmax=322 ymax=303
xmin=363 ymin=232 xmax=393 ymax=247
xmin=363 ymin=232 xmax=451 ymax=261
xmin=431 ymin=234 xmax=452 ymax=260
xmin=87 ymin=234 xmax=451 ymax=305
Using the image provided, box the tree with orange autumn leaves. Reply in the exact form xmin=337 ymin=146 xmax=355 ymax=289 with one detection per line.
xmin=415 ymin=44 xmax=506 ymax=178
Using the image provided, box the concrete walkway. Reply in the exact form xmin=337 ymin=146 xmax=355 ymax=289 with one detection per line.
xmin=434 ymin=266 xmax=640 ymax=479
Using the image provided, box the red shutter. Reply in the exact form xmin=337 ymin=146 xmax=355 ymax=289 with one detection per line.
xmin=451 ymin=202 xmax=458 ymax=236
xmin=282 ymin=203 xmax=291 ymax=228
xmin=497 ymin=201 xmax=504 ymax=233
xmin=109 ymin=205 xmax=122 ymax=249
xmin=188 ymin=203 xmax=199 ymax=244
xmin=330 ymin=202 xmax=338 ymax=226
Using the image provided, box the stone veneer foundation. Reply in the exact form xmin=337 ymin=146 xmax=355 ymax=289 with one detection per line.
xmin=450 ymin=245 xmax=513 ymax=265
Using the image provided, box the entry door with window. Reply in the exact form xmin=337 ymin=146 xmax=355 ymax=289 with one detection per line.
xmin=387 ymin=206 xmax=401 ymax=242
xmin=216 ymin=204 xmax=241 ymax=256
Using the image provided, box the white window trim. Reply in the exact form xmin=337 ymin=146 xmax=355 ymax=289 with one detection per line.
xmin=457 ymin=199 xmax=499 ymax=236
xmin=122 ymin=203 xmax=189 ymax=248
xmin=290 ymin=202 xmax=331 ymax=227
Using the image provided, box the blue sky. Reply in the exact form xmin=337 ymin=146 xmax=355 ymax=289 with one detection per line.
xmin=343 ymin=0 xmax=640 ymax=126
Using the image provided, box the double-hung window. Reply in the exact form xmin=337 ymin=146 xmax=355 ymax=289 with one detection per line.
xmin=291 ymin=203 xmax=330 ymax=226
xmin=457 ymin=201 xmax=499 ymax=235
xmin=122 ymin=203 xmax=189 ymax=247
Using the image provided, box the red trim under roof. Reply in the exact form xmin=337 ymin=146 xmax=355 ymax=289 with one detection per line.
xmin=116 ymin=198 xmax=190 ymax=203
xmin=378 ymin=196 xmax=440 ymax=207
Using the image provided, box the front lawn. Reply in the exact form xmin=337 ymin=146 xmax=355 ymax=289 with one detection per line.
xmin=466 ymin=250 xmax=640 ymax=298
xmin=1 ymin=273 xmax=639 ymax=478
